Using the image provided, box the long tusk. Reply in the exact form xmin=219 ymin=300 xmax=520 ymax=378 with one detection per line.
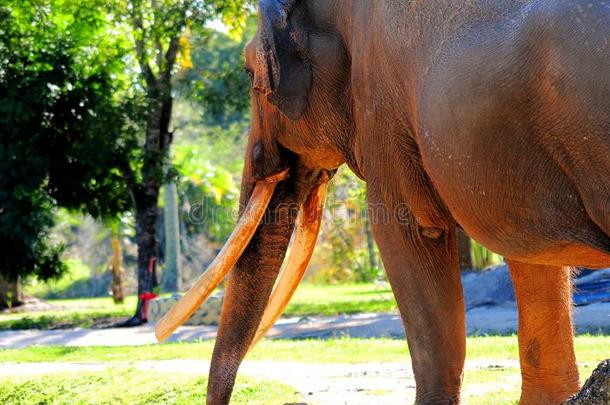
xmin=155 ymin=169 xmax=289 ymax=342
xmin=249 ymin=181 xmax=327 ymax=350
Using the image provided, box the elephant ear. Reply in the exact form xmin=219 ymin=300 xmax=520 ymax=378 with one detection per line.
xmin=254 ymin=0 xmax=312 ymax=120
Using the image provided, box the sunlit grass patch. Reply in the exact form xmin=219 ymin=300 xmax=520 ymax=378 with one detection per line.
xmin=463 ymin=366 xmax=521 ymax=404
xmin=284 ymin=283 xmax=396 ymax=317
xmin=0 ymin=337 xmax=607 ymax=403
xmin=0 ymin=368 xmax=297 ymax=405
xmin=0 ymin=296 xmax=136 ymax=330
xmin=1 ymin=336 xmax=607 ymax=365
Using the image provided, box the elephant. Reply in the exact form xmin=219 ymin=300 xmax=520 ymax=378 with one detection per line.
xmin=156 ymin=0 xmax=610 ymax=404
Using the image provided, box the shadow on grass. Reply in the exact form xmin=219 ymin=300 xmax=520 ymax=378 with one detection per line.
xmin=0 ymin=313 xmax=131 ymax=331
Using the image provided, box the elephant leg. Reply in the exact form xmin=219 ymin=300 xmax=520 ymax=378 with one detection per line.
xmin=368 ymin=191 xmax=466 ymax=404
xmin=507 ymin=260 xmax=580 ymax=404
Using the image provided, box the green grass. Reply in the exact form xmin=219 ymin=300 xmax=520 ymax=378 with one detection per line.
xmin=24 ymin=258 xmax=92 ymax=298
xmin=462 ymin=366 xmax=523 ymax=404
xmin=1 ymin=337 xmax=607 ymax=403
xmin=0 ymin=365 xmax=597 ymax=405
xmin=0 ymin=296 xmax=137 ymax=330
xmin=0 ymin=368 xmax=297 ymax=405
xmin=1 ymin=336 xmax=607 ymax=364
xmin=285 ymin=283 xmax=396 ymax=316
xmin=0 ymin=283 xmax=396 ymax=330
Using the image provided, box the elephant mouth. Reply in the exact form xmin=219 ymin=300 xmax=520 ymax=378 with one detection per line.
xmin=155 ymin=168 xmax=328 ymax=348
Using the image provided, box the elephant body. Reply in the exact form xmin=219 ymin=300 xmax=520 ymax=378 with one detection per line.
xmin=419 ymin=1 xmax=610 ymax=267
xmin=206 ymin=1 xmax=610 ymax=404
xmin=346 ymin=0 xmax=610 ymax=267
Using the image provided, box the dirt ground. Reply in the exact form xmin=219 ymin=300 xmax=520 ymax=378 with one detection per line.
xmin=0 ymin=358 xmax=523 ymax=405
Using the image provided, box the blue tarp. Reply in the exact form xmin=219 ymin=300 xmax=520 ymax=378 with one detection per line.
xmin=461 ymin=265 xmax=610 ymax=310
xmin=573 ymin=270 xmax=610 ymax=306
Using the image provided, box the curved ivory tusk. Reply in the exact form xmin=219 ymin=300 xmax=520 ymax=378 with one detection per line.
xmin=155 ymin=169 xmax=289 ymax=342
xmin=249 ymin=181 xmax=327 ymax=350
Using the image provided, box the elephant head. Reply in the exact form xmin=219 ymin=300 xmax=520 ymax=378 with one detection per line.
xmin=155 ymin=0 xmax=351 ymax=403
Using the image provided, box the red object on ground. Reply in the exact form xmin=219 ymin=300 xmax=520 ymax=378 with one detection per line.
xmin=140 ymin=292 xmax=158 ymax=321
xmin=139 ymin=257 xmax=159 ymax=320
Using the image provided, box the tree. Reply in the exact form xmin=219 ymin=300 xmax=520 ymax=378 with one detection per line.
xmin=0 ymin=276 xmax=22 ymax=309
xmin=175 ymin=19 xmax=254 ymax=127
xmin=0 ymin=1 xmax=136 ymax=306
xmin=112 ymin=0 xmax=249 ymax=324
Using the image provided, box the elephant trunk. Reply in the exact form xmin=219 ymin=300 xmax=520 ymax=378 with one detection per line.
xmin=206 ymin=178 xmax=300 ymax=404
xmin=249 ymin=181 xmax=327 ymax=348
xmin=203 ymin=158 xmax=329 ymax=404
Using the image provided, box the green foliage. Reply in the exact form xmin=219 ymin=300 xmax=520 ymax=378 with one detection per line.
xmin=0 ymin=0 xmax=252 ymax=288
xmin=0 ymin=368 xmax=296 ymax=405
xmin=175 ymin=18 xmax=256 ymax=126
xmin=311 ymin=167 xmax=381 ymax=283
xmin=171 ymin=106 xmax=245 ymax=242
xmin=471 ymin=239 xmax=504 ymax=270
xmin=175 ymin=150 xmax=240 ymax=242
xmin=25 ymin=258 xmax=93 ymax=299
xmin=0 ymin=1 xmax=137 ymax=281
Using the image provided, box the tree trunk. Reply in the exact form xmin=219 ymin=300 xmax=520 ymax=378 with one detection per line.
xmin=125 ymin=23 xmax=179 ymax=325
xmin=456 ymin=227 xmax=473 ymax=271
xmin=110 ymin=235 xmax=125 ymax=304
xmin=0 ymin=275 xmax=23 ymax=309
xmin=130 ymin=189 xmax=160 ymax=324
xmin=161 ymin=181 xmax=181 ymax=292
xmin=125 ymin=88 xmax=173 ymax=325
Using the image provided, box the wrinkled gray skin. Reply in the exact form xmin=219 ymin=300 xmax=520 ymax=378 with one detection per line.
xmin=208 ymin=1 xmax=610 ymax=404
